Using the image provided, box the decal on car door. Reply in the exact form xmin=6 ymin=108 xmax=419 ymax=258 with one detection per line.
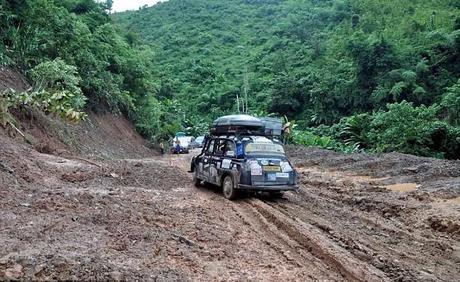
xmin=222 ymin=159 xmax=231 ymax=169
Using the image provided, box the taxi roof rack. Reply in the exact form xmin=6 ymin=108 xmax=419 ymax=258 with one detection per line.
xmin=210 ymin=115 xmax=282 ymax=138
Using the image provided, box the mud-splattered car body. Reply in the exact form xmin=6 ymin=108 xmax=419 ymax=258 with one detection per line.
xmin=191 ymin=135 xmax=298 ymax=199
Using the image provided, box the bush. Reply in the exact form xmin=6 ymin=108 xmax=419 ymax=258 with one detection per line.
xmin=336 ymin=113 xmax=372 ymax=149
xmin=354 ymin=101 xmax=459 ymax=159
xmin=367 ymin=101 xmax=440 ymax=156
xmin=29 ymin=59 xmax=87 ymax=121
xmin=440 ymin=79 xmax=460 ymax=126
xmin=30 ymin=59 xmax=87 ymax=110
xmin=444 ymin=126 xmax=460 ymax=159
xmin=1 ymin=59 xmax=87 ymax=130
xmin=292 ymin=128 xmax=360 ymax=153
xmin=295 ymin=101 xmax=460 ymax=159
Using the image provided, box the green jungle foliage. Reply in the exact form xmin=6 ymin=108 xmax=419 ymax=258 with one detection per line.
xmin=1 ymin=0 xmax=459 ymax=158
xmin=2 ymin=59 xmax=88 ymax=125
xmin=0 ymin=0 xmax=182 ymax=140
xmin=114 ymin=0 xmax=460 ymax=159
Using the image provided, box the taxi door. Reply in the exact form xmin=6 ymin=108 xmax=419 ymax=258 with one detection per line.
xmin=201 ymin=139 xmax=216 ymax=183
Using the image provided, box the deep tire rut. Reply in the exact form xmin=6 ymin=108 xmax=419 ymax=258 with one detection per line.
xmin=231 ymin=201 xmax=344 ymax=280
xmin=246 ymin=198 xmax=390 ymax=282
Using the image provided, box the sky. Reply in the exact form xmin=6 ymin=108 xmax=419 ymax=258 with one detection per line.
xmin=111 ymin=0 xmax=165 ymax=12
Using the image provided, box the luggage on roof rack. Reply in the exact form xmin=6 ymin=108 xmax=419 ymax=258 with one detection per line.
xmin=210 ymin=115 xmax=282 ymax=137
xmin=210 ymin=115 xmax=264 ymax=136
xmin=261 ymin=117 xmax=282 ymax=137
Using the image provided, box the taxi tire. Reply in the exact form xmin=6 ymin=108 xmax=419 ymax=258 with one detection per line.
xmin=193 ymin=171 xmax=201 ymax=187
xmin=269 ymin=191 xmax=284 ymax=199
xmin=222 ymin=175 xmax=238 ymax=200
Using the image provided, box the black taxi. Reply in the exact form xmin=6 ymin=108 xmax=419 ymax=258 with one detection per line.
xmin=190 ymin=115 xmax=298 ymax=200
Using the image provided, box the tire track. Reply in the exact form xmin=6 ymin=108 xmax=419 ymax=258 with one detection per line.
xmin=279 ymin=186 xmax=454 ymax=280
xmin=230 ymin=201 xmax=344 ymax=281
xmin=247 ymin=198 xmax=390 ymax=282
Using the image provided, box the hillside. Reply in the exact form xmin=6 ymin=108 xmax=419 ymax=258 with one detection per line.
xmin=0 ymin=0 xmax=181 ymax=142
xmin=115 ymin=0 xmax=460 ymax=159
xmin=0 ymin=67 xmax=152 ymax=158
xmin=1 ymin=0 xmax=459 ymax=158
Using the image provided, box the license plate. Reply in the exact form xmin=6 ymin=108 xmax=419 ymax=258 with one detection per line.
xmin=267 ymin=173 xmax=277 ymax=181
xmin=263 ymin=166 xmax=281 ymax=172
xmin=276 ymin=173 xmax=289 ymax=178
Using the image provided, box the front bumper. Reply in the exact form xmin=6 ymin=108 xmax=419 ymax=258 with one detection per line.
xmin=237 ymin=184 xmax=299 ymax=191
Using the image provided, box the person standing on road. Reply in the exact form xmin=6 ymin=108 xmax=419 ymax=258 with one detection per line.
xmin=283 ymin=121 xmax=291 ymax=144
xmin=159 ymin=142 xmax=165 ymax=156
xmin=174 ymin=139 xmax=181 ymax=154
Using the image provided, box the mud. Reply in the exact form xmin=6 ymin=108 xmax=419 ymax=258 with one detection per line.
xmin=385 ymin=183 xmax=418 ymax=192
xmin=12 ymin=109 xmax=154 ymax=159
xmin=0 ymin=67 xmax=29 ymax=93
xmin=1 ymin=136 xmax=459 ymax=281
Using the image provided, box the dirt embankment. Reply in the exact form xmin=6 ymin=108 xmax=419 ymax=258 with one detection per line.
xmin=13 ymin=110 xmax=154 ymax=159
xmin=0 ymin=67 xmax=29 ymax=93
xmin=1 ymin=67 xmax=153 ymax=159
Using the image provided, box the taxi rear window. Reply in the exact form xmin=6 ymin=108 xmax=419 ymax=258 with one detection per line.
xmin=245 ymin=143 xmax=285 ymax=154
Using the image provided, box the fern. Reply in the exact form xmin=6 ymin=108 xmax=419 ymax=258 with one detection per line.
xmin=390 ymin=82 xmax=406 ymax=101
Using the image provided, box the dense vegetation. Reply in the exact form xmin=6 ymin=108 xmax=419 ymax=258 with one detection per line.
xmin=1 ymin=0 xmax=459 ymax=159
xmin=0 ymin=0 xmax=182 ymax=140
xmin=115 ymin=0 xmax=460 ymax=159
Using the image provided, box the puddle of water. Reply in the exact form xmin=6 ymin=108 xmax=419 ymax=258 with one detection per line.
xmin=352 ymin=175 xmax=391 ymax=182
xmin=446 ymin=197 xmax=460 ymax=205
xmin=385 ymin=183 xmax=418 ymax=192
xmin=298 ymin=167 xmax=390 ymax=183
xmin=432 ymin=197 xmax=460 ymax=207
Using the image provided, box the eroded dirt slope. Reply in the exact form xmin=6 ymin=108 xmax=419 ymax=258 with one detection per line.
xmin=1 ymin=67 xmax=152 ymax=159
xmin=0 ymin=67 xmax=29 ymax=93
xmin=13 ymin=110 xmax=154 ymax=159
xmin=1 ymin=134 xmax=459 ymax=281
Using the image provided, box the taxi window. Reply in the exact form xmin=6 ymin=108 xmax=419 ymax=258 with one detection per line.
xmin=216 ymin=139 xmax=235 ymax=157
xmin=206 ymin=140 xmax=215 ymax=155
xmin=245 ymin=142 xmax=285 ymax=155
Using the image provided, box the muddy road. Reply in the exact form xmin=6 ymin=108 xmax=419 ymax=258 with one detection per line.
xmin=1 ymin=138 xmax=459 ymax=281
